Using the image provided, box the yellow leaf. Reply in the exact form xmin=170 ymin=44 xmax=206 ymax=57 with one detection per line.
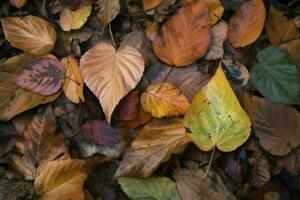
xmin=143 ymin=0 xmax=162 ymax=10
xmin=184 ymin=66 xmax=251 ymax=152
xmin=80 ymin=42 xmax=145 ymax=123
xmin=34 ymin=159 xmax=87 ymax=200
xmin=228 ymin=0 xmax=266 ymax=47
xmin=141 ymin=83 xmax=190 ymax=118
xmin=1 ymin=15 xmax=56 ymax=55
xmin=60 ymin=4 xmax=92 ymax=31
xmin=205 ymin=0 xmax=224 ymax=25
xmin=265 ymin=6 xmax=298 ymax=45
xmin=62 ymin=55 xmax=85 ymax=104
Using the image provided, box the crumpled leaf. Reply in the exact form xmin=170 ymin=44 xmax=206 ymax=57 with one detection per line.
xmin=222 ymin=57 xmax=249 ymax=86
xmin=80 ymin=42 xmax=145 ymax=123
xmin=228 ymin=0 xmax=266 ymax=47
xmin=10 ymin=0 xmax=27 ymax=8
xmin=205 ymin=21 xmax=228 ymax=60
xmin=205 ymin=0 xmax=224 ymax=25
xmin=141 ymin=82 xmax=190 ymax=118
xmin=249 ymin=156 xmax=270 ymax=188
xmin=34 ymin=159 xmax=87 ymax=200
xmin=174 ymin=168 xmax=236 ymax=200
xmin=118 ymin=176 xmax=181 ymax=200
xmin=1 ymin=15 xmax=57 ymax=55
xmin=0 ymin=54 xmax=60 ymax=121
xmin=250 ymin=46 xmax=300 ymax=104
xmin=184 ymin=66 xmax=251 ymax=152
xmin=244 ymin=95 xmax=300 ymax=156
xmin=265 ymin=6 xmax=298 ymax=45
xmin=62 ymin=55 xmax=85 ymax=104
xmin=60 ymin=4 xmax=92 ymax=31
xmin=16 ymin=58 xmax=65 ymax=96
xmin=12 ymin=106 xmax=68 ymax=180
xmin=115 ymin=118 xmax=190 ymax=177
xmin=153 ymin=0 xmax=211 ymax=66
xmin=97 ymin=0 xmax=120 ymax=28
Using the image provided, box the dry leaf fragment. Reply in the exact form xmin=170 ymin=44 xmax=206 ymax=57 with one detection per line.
xmin=115 ymin=118 xmax=191 ymax=177
xmin=60 ymin=4 xmax=92 ymax=31
xmin=205 ymin=0 xmax=224 ymax=25
xmin=265 ymin=6 xmax=298 ymax=45
xmin=62 ymin=55 xmax=85 ymax=104
xmin=141 ymin=82 xmax=190 ymax=118
xmin=80 ymin=42 xmax=145 ymax=123
xmin=144 ymin=21 xmax=159 ymax=41
xmin=16 ymin=58 xmax=65 ymax=96
xmin=249 ymin=156 xmax=270 ymax=188
xmin=153 ymin=0 xmax=211 ymax=66
xmin=61 ymin=0 xmax=91 ymax=10
xmin=228 ymin=0 xmax=266 ymax=47
xmin=35 ymin=159 xmax=87 ymax=200
xmin=97 ymin=0 xmax=120 ymax=28
xmin=10 ymin=0 xmax=27 ymax=8
xmin=276 ymin=147 xmax=300 ymax=174
xmin=1 ymin=15 xmax=57 ymax=55
xmin=143 ymin=0 xmax=162 ymax=10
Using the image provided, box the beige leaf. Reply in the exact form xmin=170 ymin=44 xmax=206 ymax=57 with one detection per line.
xmin=62 ymin=55 xmax=85 ymax=104
xmin=80 ymin=42 xmax=145 ymax=123
xmin=60 ymin=4 xmax=92 ymax=31
xmin=35 ymin=159 xmax=87 ymax=200
xmin=115 ymin=118 xmax=191 ymax=177
xmin=97 ymin=0 xmax=120 ymax=28
xmin=141 ymin=82 xmax=190 ymax=118
xmin=1 ymin=15 xmax=57 ymax=55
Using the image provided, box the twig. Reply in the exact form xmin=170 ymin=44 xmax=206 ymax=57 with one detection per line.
xmin=109 ymin=23 xmax=116 ymax=48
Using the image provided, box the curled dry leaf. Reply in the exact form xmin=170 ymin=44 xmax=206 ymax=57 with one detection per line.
xmin=205 ymin=21 xmax=228 ymax=60
xmin=249 ymin=156 xmax=270 ymax=188
xmin=0 ymin=54 xmax=60 ymax=121
xmin=97 ymin=0 xmax=120 ymax=28
xmin=80 ymin=42 xmax=145 ymax=123
xmin=62 ymin=55 xmax=85 ymax=104
xmin=228 ymin=0 xmax=266 ymax=47
xmin=184 ymin=66 xmax=251 ymax=152
xmin=61 ymin=0 xmax=91 ymax=10
xmin=265 ymin=6 xmax=298 ymax=45
xmin=60 ymin=4 xmax=92 ymax=31
xmin=153 ymin=0 xmax=211 ymax=66
xmin=141 ymin=82 xmax=190 ymax=118
xmin=16 ymin=58 xmax=65 ymax=96
xmin=1 ymin=15 xmax=57 ymax=55
xmin=34 ymin=159 xmax=87 ymax=200
xmin=115 ymin=118 xmax=191 ymax=177
xmin=205 ymin=0 xmax=224 ymax=25
xmin=244 ymin=95 xmax=300 ymax=156
xmin=10 ymin=0 xmax=27 ymax=8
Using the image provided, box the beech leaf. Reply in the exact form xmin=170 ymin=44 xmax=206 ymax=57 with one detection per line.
xmin=205 ymin=0 xmax=224 ymax=25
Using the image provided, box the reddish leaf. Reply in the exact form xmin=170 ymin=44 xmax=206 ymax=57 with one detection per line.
xmin=16 ymin=58 xmax=65 ymax=96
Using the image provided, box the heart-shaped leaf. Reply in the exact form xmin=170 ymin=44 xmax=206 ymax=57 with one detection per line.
xmin=184 ymin=66 xmax=251 ymax=152
xmin=80 ymin=42 xmax=145 ymax=123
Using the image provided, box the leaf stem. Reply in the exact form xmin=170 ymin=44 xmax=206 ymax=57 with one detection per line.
xmin=202 ymin=145 xmax=216 ymax=180
xmin=109 ymin=23 xmax=116 ymax=48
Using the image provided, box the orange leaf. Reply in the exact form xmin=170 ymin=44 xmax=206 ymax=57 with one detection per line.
xmin=143 ymin=0 xmax=162 ymax=10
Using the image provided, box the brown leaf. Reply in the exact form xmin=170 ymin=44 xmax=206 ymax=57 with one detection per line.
xmin=34 ymin=159 xmax=87 ymax=200
xmin=61 ymin=0 xmax=91 ymax=10
xmin=0 ymin=54 xmax=60 ymax=121
xmin=12 ymin=106 xmax=68 ymax=180
xmin=62 ymin=55 xmax=85 ymax=104
xmin=228 ymin=0 xmax=266 ymax=47
xmin=141 ymin=82 xmax=190 ymax=118
xmin=265 ymin=6 xmax=298 ymax=45
xmin=1 ymin=15 xmax=57 ymax=55
xmin=143 ymin=0 xmax=162 ymax=10
xmin=10 ymin=0 xmax=27 ymax=8
xmin=16 ymin=58 xmax=65 ymax=96
xmin=0 ymin=122 xmax=18 ymax=157
xmin=280 ymin=39 xmax=300 ymax=66
xmin=249 ymin=156 xmax=270 ymax=188
xmin=97 ymin=0 xmax=120 ymax=28
xmin=221 ymin=57 xmax=249 ymax=86
xmin=244 ymin=95 xmax=300 ymax=156
xmin=115 ymin=118 xmax=191 ymax=177
xmin=276 ymin=147 xmax=300 ymax=174
xmin=80 ymin=42 xmax=145 ymax=123
xmin=153 ymin=0 xmax=211 ymax=67
xmin=174 ymin=168 xmax=236 ymax=200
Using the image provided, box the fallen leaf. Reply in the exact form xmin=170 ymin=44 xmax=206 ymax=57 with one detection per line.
xmin=141 ymin=82 xmax=190 ymax=118
xmin=97 ymin=0 xmax=120 ymax=28
xmin=80 ymin=42 xmax=145 ymax=123
xmin=250 ymin=46 xmax=300 ymax=104
xmin=34 ymin=159 xmax=87 ymax=200
xmin=228 ymin=0 xmax=266 ymax=47
xmin=222 ymin=57 xmax=249 ymax=86
xmin=61 ymin=0 xmax=91 ymax=10
xmin=10 ymin=0 xmax=27 ymax=8
xmin=265 ymin=6 xmax=298 ymax=45
xmin=118 ymin=176 xmax=181 ymax=200
xmin=0 ymin=178 xmax=33 ymax=200
xmin=144 ymin=21 xmax=159 ymax=41
xmin=205 ymin=0 xmax=224 ymax=25
xmin=249 ymin=156 xmax=270 ymax=188
xmin=280 ymin=39 xmax=300 ymax=66
xmin=1 ymin=15 xmax=57 ymax=55
xmin=153 ymin=0 xmax=211 ymax=66
xmin=12 ymin=106 xmax=68 ymax=180
xmin=174 ymin=168 xmax=236 ymax=200
xmin=0 ymin=122 xmax=18 ymax=157
xmin=115 ymin=118 xmax=190 ymax=177
xmin=205 ymin=21 xmax=228 ymax=60
xmin=184 ymin=66 xmax=251 ymax=152
xmin=16 ymin=58 xmax=65 ymax=96
xmin=244 ymin=95 xmax=300 ymax=156
xmin=117 ymin=106 xmax=152 ymax=128
xmin=62 ymin=55 xmax=85 ymax=104
xmin=60 ymin=4 xmax=92 ymax=31
xmin=0 ymin=54 xmax=60 ymax=121
xmin=277 ymin=147 xmax=300 ymax=174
